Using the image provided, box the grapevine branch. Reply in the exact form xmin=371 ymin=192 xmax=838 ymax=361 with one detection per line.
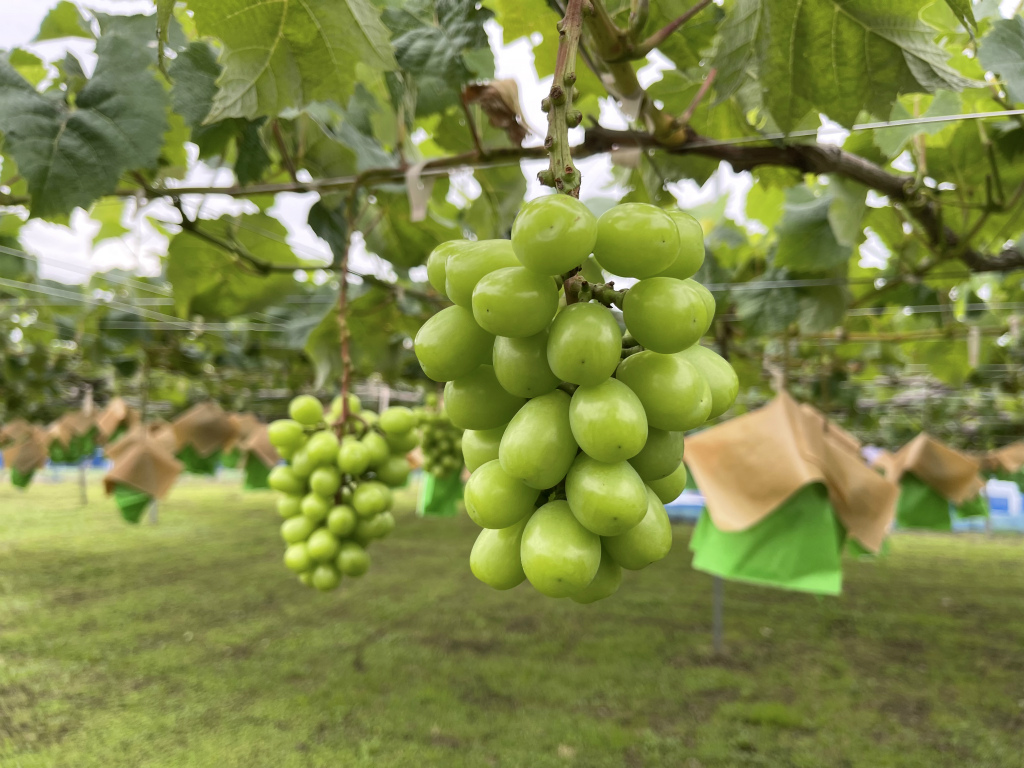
xmin=540 ymin=0 xmax=586 ymax=196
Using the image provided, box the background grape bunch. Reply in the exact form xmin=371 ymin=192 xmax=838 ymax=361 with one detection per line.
xmin=414 ymin=197 xmax=738 ymax=604
xmin=267 ymin=394 xmax=417 ymax=591
xmin=416 ymin=396 xmax=464 ymax=479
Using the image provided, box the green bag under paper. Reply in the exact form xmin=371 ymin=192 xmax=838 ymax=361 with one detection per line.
xmin=952 ymin=492 xmax=989 ymax=520
xmin=896 ymin=472 xmax=953 ymax=531
xmin=177 ymin=444 xmax=221 ymax=476
xmin=417 ymin=472 xmax=462 ymax=517
xmin=220 ymin=447 xmax=241 ymax=469
xmin=10 ymin=467 xmax=34 ymax=489
xmin=690 ymin=483 xmax=845 ymax=596
xmin=243 ymin=457 xmax=271 ymax=490
xmin=114 ymin=483 xmax=152 ymax=524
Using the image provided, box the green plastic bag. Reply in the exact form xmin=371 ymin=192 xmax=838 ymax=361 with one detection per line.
xmin=690 ymin=483 xmax=845 ymax=596
xmin=220 ymin=447 xmax=241 ymax=469
xmin=417 ymin=472 xmax=463 ymax=517
xmin=952 ymin=492 xmax=989 ymax=520
xmin=114 ymin=483 xmax=152 ymax=524
xmin=243 ymin=457 xmax=272 ymax=490
xmin=177 ymin=444 xmax=221 ymax=476
xmin=684 ymin=463 xmax=699 ymax=491
xmin=10 ymin=467 xmax=34 ymax=489
xmin=846 ymin=536 xmax=890 ymax=560
xmin=896 ymin=472 xmax=952 ymax=531
xmin=996 ymin=467 xmax=1024 ymax=486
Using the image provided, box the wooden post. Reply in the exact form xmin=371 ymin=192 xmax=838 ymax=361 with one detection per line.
xmin=79 ymin=462 xmax=88 ymax=506
xmin=148 ymin=500 xmax=159 ymax=525
xmin=712 ymin=576 xmax=724 ymax=655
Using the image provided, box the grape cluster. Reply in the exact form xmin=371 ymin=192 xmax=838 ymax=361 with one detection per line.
xmin=416 ymin=396 xmax=464 ymax=478
xmin=267 ymin=394 xmax=417 ymax=592
xmin=414 ymin=197 xmax=738 ymax=604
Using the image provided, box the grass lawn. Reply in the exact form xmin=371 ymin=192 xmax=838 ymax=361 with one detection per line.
xmin=1 ymin=473 xmax=1022 ymax=767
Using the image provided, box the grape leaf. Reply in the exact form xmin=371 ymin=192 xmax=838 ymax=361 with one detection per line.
xmin=0 ymin=32 xmax=168 ymax=218
xmin=7 ymin=50 xmax=46 ymax=88
xmin=33 ymin=1 xmax=93 ymax=41
xmin=89 ymin=201 xmax=128 ymax=244
xmin=712 ymin=0 xmax=764 ymax=100
xmin=157 ymin=0 xmax=175 ymax=70
xmin=465 ymin=164 xmax=526 ymax=239
xmin=189 ymin=0 xmax=396 ymax=122
xmin=873 ymin=90 xmax=962 ymax=158
xmin=798 ymin=284 xmax=848 ymax=332
xmin=234 ymin=120 xmax=272 ymax=185
xmin=733 ymin=271 xmax=801 ymax=333
xmin=169 ymin=42 xmax=221 ymax=128
xmin=166 ymin=214 xmax=302 ymax=319
xmin=775 ymin=189 xmax=851 ymax=272
xmin=942 ymin=0 xmax=977 ymax=35
xmin=978 ymin=16 xmax=1024 ymax=105
xmin=646 ymin=0 xmax=723 ymax=71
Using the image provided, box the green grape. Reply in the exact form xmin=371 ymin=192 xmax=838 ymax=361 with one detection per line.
xmin=677 ymin=345 xmax=738 ymax=419
xmin=498 ymin=390 xmax=577 ymax=490
xmin=570 ymin=548 xmax=622 ymax=604
xmin=307 ymin=528 xmax=341 ymax=562
xmin=465 ymin=460 xmax=540 ymax=529
xmin=469 ymin=515 xmax=530 ymax=590
xmin=353 ymin=481 xmax=392 ymax=517
xmin=337 ymin=439 xmax=370 ymax=475
xmin=593 ymin=204 xmax=680 ymax=278
xmin=289 ymin=448 xmax=315 ymax=479
xmin=462 ymin=424 xmax=507 ymax=472
xmin=380 ymin=406 xmax=415 ymax=435
xmin=340 ymin=485 xmax=354 ymax=505
xmin=603 ymin=487 xmax=672 ymax=570
xmin=277 ymin=493 xmax=303 ymax=518
xmin=684 ymin=278 xmax=716 ymax=334
xmin=269 ymin=466 xmax=305 ymax=495
xmin=472 ymin=267 xmax=559 ymax=337
xmin=327 ymin=504 xmax=357 ymax=536
xmin=311 ymin=564 xmax=342 ymax=591
xmin=414 ymin=305 xmax=495 ymax=382
xmin=289 ymin=395 xmax=324 ymax=426
xmin=305 ymin=430 xmax=340 ymax=465
xmin=622 ymin=277 xmax=706 ymax=354
xmin=360 ymin=432 xmax=390 ymax=468
xmin=510 ymin=194 xmax=598 ymax=275
xmin=283 ymin=543 xmax=313 ymax=573
xmin=565 ymin=453 xmax=648 ymax=536
xmin=281 ymin=515 xmax=316 ymax=544
xmin=384 ymin=429 xmax=418 ymax=454
xmin=309 ymin=466 xmax=342 ymax=497
xmin=646 ymin=462 xmax=688 ymax=504
xmin=336 ymin=541 xmax=370 ymax=577
xmin=628 ymin=428 xmax=684 ymax=481
xmin=268 ymin=419 xmax=305 ymax=450
xmin=298 ymin=572 xmax=313 ymax=587
xmin=444 ymin=365 xmax=525 ymax=430
xmin=301 ymin=493 xmax=331 ymax=522
xmin=656 ymin=211 xmax=705 ymax=280
xmin=616 ymin=351 xmax=712 ymax=431
xmin=492 ymin=331 xmax=561 ymax=398
xmin=376 ymin=456 xmax=411 ymax=487
xmin=330 ymin=393 xmax=362 ymax=417
xmin=277 ymin=445 xmax=296 ymax=462
xmin=546 ymin=302 xmax=622 ymax=386
xmin=569 ymin=379 xmax=648 ymax=463
xmin=427 ymin=239 xmax=472 ymax=296
xmin=444 ymin=239 xmax=520 ymax=307
xmin=520 ymin=500 xmax=601 ymax=598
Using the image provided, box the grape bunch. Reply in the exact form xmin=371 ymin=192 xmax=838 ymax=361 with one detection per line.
xmin=416 ymin=398 xmax=464 ymax=478
xmin=267 ymin=394 xmax=417 ymax=592
xmin=414 ymin=197 xmax=738 ymax=604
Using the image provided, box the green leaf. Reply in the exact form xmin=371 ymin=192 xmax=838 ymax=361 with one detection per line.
xmin=465 ymin=165 xmax=526 ymax=239
xmin=873 ymin=90 xmax=962 ymax=158
xmin=33 ymin=1 xmax=93 ymax=41
xmin=0 ymin=32 xmax=168 ymax=218
xmin=754 ymin=0 xmax=978 ymax=130
xmin=362 ymin=182 xmax=461 ymax=269
xmin=307 ymin=201 xmax=347 ymax=267
xmin=827 ymin=179 xmax=868 ymax=248
xmin=774 ymin=189 xmax=852 ymax=272
xmin=978 ymin=16 xmax=1024 ymax=105
xmin=166 ymin=214 xmax=303 ymax=318
xmin=643 ymin=1 xmax=722 ymax=71
xmin=169 ymin=42 xmax=221 ymax=128
xmin=387 ymin=1 xmax=492 ymax=86
xmin=712 ymin=0 xmax=764 ymax=99
xmin=798 ymin=284 xmax=848 ymax=332
xmin=733 ymin=272 xmax=800 ymax=333
xmin=234 ymin=120 xmax=272 ymax=186
xmin=7 ymin=50 xmax=47 ymax=88
xmin=157 ymin=0 xmax=176 ymax=68
xmin=745 ymin=181 xmax=785 ymax=230
xmin=942 ymin=0 xmax=977 ymax=35
xmin=89 ymin=202 xmax=128 ymax=244
xmin=189 ymin=0 xmax=397 ymax=122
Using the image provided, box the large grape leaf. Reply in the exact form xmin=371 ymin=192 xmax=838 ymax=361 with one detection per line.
xmin=465 ymin=165 xmax=526 ymax=240
xmin=169 ymin=42 xmax=221 ymax=128
xmin=166 ymin=214 xmax=303 ymax=319
xmin=774 ymin=188 xmax=851 ymax=272
xmin=978 ymin=16 xmax=1024 ymax=105
xmin=188 ymin=0 xmax=396 ymax=122
xmin=0 ymin=32 xmax=168 ymax=218
xmin=33 ymin=1 xmax=93 ymax=41
xmin=718 ymin=0 xmax=977 ymax=130
xmin=7 ymin=50 xmax=47 ymax=87
xmin=942 ymin=0 xmax=977 ymax=35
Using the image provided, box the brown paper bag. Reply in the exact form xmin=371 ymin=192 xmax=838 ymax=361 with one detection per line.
xmin=95 ymin=397 xmax=139 ymax=441
xmin=241 ymin=424 xmax=281 ymax=469
xmin=105 ymin=422 xmax=178 ymax=461
xmin=104 ymin=439 xmax=183 ymax=499
xmin=1 ymin=425 xmax=50 ymax=474
xmin=171 ymin=402 xmax=239 ymax=458
xmin=980 ymin=442 xmax=1024 ymax=475
xmin=226 ymin=412 xmax=261 ymax=452
xmin=887 ymin=433 xmax=984 ymax=504
xmin=686 ymin=392 xmax=898 ymax=552
xmin=0 ymin=419 xmax=35 ymax=447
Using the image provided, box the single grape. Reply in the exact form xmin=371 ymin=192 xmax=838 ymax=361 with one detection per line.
xmin=603 ymin=487 xmax=672 ymax=570
xmin=444 ymin=365 xmax=525 ymax=430
xmin=628 ymin=428 xmax=684 ymax=481
xmin=283 ymin=543 xmax=313 ymax=573
xmin=289 ymin=395 xmax=324 ymax=426
xmin=414 ymin=305 xmax=494 ymax=382
xmin=380 ymin=406 xmax=415 ymax=435
xmin=353 ymin=481 xmax=392 ymax=517
xmin=337 ymin=439 xmax=371 ymax=476
xmin=676 ymin=345 xmax=738 ymax=419
xmin=309 ymin=466 xmax=342 ymax=497
xmin=445 ymin=239 xmax=520 ymax=308
xmin=327 ymin=504 xmax=357 ymax=537
xmin=336 ymin=541 xmax=370 ymax=577
xmin=492 ymin=331 xmax=561 ymax=399
xmin=646 ymin=462 xmax=688 ymax=505
xmin=289 ymin=448 xmax=315 ymax=479
xmin=360 ymin=432 xmax=390 ymax=468
xmin=269 ymin=466 xmax=305 ymax=495
xmin=472 ymin=267 xmax=559 ymax=338
xmin=622 ymin=277 xmax=706 ymax=354
xmin=565 ymin=453 xmax=648 ymax=536
xmin=268 ymin=419 xmax=305 ymax=450
xmin=301 ymin=493 xmax=331 ymax=522
xmin=593 ymin=204 xmax=680 ymax=278
xmin=384 ymin=429 xmax=419 ymax=454
xmin=511 ymin=194 xmax=598 ymax=276
xmin=498 ymin=390 xmax=577 ymax=490
xmin=547 ymin=302 xmax=622 ymax=386
xmin=277 ymin=493 xmax=303 ymax=518
xmin=281 ymin=515 xmax=316 ymax=544
xmin=616 ymin=351 xmax=712 ymax=431
xmin=520 ymin=500 xmax=601 ymax=598
xmin=465 ymin=460 xmax=540 ymax=529
xmin=655 ymin=211 xmax=705 ymax=280
xmin=376 ymin=456 xmax=411 ymax=487
xmin=569 ymin=379 xmax=648 ymax=463
xmin=569 ymin=548 xmax=622 ymax=604
xmin=427 ymin=239 xmax=472 ymax=297
xmin=685 ymin=278 xmax=716 ymax=334
xmin=311 ymin=564 xmax=342 ymax=591
xmin=462 ymin=424 xmax=507 ymax=472
xmin=305 ymin=430 xmax=340 ymax=465
xmin=469 ymin=515 xmax=530 ymax=590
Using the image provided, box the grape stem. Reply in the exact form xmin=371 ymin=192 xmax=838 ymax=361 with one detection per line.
xmin=541 ymin=0 xmax=587 ymax=197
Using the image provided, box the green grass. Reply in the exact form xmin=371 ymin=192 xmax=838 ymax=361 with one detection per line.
xmin=1 ymin=474 xmax=1023 ymax=767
